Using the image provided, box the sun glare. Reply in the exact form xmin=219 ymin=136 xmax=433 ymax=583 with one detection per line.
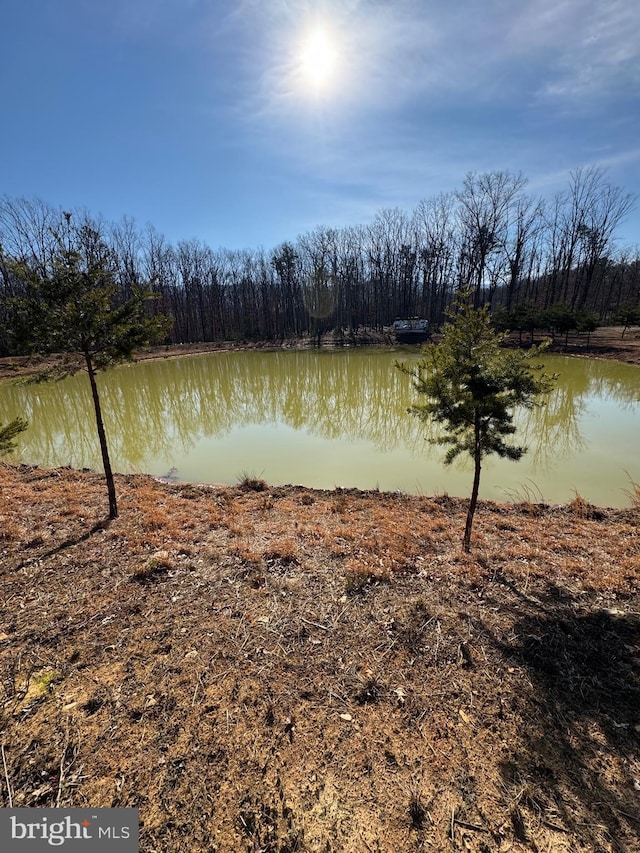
xmin=300 ymin=27 xmax=337 ymax=91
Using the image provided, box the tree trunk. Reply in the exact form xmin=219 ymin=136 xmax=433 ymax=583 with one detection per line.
xmin=84 ymin=351 xmax=118 ymax=518
xmin=463 ymin=424 xmax=482 ymax=553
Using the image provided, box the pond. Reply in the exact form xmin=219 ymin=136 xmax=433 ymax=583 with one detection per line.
xmin=1 ymin=348 xmax=638 ymax=507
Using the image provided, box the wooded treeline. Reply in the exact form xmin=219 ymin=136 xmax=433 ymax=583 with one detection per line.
xmin=1 ymin=167 xmax=638 ymax=354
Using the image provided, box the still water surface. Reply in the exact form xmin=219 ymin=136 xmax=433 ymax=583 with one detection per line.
xmin=1 ymin=348 xmax=638 ymax=506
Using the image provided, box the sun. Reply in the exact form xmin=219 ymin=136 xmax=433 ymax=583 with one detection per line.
xmin=299 ymin=27 xmax=337 ymax=91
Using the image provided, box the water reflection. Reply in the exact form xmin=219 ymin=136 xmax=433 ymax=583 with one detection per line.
xmin=518 ymin=376 xmax=590 ymax=470
xmin=1 ymin=349 xmax=638 ymax=506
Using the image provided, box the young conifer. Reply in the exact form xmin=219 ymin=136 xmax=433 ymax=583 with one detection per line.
xmin=399 ymin=294 xmax=555 ymax=552
xmin=7 ymin=215 xmax=171 ymax=518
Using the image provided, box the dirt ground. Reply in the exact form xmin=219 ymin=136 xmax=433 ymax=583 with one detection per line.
xmin=1 ymin=464 xmax=639 ymax=852
xmin=504 ymin=324 xmax=640 ymax=365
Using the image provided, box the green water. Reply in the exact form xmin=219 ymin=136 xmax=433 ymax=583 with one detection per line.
xmin=1 ymin=348 xmax=638 ymax=506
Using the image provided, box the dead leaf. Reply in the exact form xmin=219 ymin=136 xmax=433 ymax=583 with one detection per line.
xmin=393 ymin=687 xmax=406 ymax=704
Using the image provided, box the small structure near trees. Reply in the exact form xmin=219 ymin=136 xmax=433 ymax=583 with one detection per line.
xmin=398 ymin=294 xmax=555 ymax=552
xmin=392 ymin=317 xmax=430 ymax=344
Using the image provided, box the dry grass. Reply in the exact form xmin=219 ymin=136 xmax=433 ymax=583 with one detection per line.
xmin=0 ymin=464 xmax=639 ymax=852
xmin=623 ymin=471 xmax=640 ymax=511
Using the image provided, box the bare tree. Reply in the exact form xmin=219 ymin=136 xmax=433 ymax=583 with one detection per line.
xmin=501 ymin=193 xmax=545 ymax=311
xmin=110 ymin=215 xmax=144 ymax=298
xmin=0 ymin=171 xmax=635 ymax=347
xmin=413 ymin=193 xmax=459 ymax=324
xmin=0 ymin=196 xmax=61 ymax=273
xmin=455 ymin=171 xmax=528 ymax=308
xmin=570 ymin=168 xmax=635 ymax=310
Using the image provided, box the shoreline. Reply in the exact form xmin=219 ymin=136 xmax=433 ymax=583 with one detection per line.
xmin=1 ymin=324 xmax=639 ymax=381
xmin=6 ymin=459 xmax=640 ymax=514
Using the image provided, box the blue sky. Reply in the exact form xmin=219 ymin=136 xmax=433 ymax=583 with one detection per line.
xmin=2 ymin=0 xmax=639 ymax=251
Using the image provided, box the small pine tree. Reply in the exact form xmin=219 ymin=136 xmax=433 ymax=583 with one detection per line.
xmin=614 ymin=302 xmax=640 ymax=339
xmin=575 ymin=309 xmax=599 ymax=348
xmin=544 ymin=303 xmax=577 ymax=347
xmin=7 ymin=217 xmax=171 ymax=518
xmin=398 ymin=296 xmax=555 ymax=552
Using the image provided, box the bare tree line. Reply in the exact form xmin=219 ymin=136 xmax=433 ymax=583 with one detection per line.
xmin=0 ymin=167 xmax=637 ymax=354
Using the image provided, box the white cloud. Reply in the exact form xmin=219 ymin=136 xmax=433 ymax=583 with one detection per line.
xmin=189 ymin=0 xmax=640 ymax=241
xmin=228 ymin=0 xmax=638 ymax=129
xmin=72 ymin=0 xmax=640 ymax=112
xmin=507 ymin=0 xmax=640 ymax=99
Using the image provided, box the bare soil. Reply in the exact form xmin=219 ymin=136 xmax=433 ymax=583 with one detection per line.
xmin=504 ymin=325 xmax=640 ymax=366
xmin=1 ymin=464 xmax=639 ymax=852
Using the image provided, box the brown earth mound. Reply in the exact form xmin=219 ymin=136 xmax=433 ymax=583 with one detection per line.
xmin=504 ymin=325 xmax=640 ymax=366
xmin=1 ymin=464 xmax=639 ymax=851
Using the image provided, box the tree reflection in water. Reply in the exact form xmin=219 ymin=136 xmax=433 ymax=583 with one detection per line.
xmin=1 ymin=349 xmax=638 ymax=506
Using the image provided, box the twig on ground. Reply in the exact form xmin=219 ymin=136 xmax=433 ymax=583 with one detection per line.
xmin=1 ymin=743 xmax=13 ymax=807
xmin=300 ymin=617 xmax=331 ymax=631
xmin=56 ymin=723 xmax=72 ymax=808
xmin=453 ymin=817 xmax=489 ymax=833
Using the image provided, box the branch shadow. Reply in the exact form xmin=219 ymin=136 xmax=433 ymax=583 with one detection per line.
xmin=484 ymin=580 xmax=640 ymax=851
xmin=14 ymin=518 xmax=114 ymax=570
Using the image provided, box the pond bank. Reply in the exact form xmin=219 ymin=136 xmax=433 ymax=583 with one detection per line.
xmin=1 ymin=324 xmax=639 ymax=381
